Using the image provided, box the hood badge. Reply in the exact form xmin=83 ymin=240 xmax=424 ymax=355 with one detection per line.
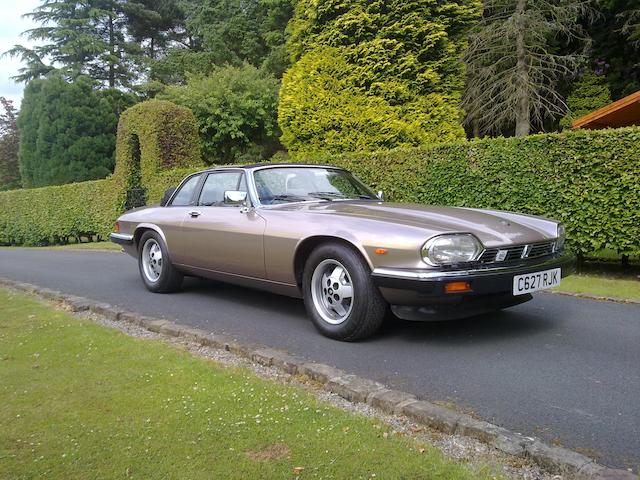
xmin=500 ymin=219 xmax=511 ymax=227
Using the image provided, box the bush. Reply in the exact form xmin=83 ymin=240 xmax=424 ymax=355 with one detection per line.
xmin=115 ymin=100 xmax=203 ymax=208
xmin=158 ymin=65 xmax=281 ymax=164
xmin=560 ymin=72 xmax=612 ymax=129
xmin=301 ymin=127 xmax=640 ymax=257
xmin=0 ymin=177 xmax=124 ymax=246
xmin=0 ymin=100 xmax=203 ymax=245
xmin=279 ymin=48 xmax=465 ymax=157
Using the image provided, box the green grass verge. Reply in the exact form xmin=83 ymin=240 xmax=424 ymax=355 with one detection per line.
xmin=554 ymin=274 xmax=640 ymax=302
xmin=0 ymin=241 xmax=122 ymax=252
xmin=0 ymin=289 xmax=495 ymax=479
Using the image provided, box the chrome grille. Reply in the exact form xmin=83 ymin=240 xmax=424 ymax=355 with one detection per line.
xmin=477 ymin=241 xmax=556 ymax=264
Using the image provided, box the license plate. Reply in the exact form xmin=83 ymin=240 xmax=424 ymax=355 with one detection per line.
xmin=513 ymin=268 xmax=561 ymax=295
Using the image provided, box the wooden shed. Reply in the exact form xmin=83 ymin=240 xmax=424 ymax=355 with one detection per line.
xmin=572 ymin=90 xmax=640 ymax=129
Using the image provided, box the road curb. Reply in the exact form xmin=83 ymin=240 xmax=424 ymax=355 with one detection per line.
xmin=0 ymin=276 xmax=636 ymax=480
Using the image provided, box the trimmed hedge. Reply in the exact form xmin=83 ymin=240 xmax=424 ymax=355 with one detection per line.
xmin=115 ymin=100 xmax=203 ymax=207
xmin=0 ymin=177 xmax=123 ymax=246
xmin=2 ymin=101 xmax=638 ymax=258
xmin=302 ymin=127 xmax=640 ymax=257
xmin=0 ymin=100 xmax=204 ymax=246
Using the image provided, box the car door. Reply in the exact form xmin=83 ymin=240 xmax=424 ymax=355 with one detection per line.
xmin=178 ymin=170 xmax=266 ymax=279
xmin=158 ymin=172 xmax=204 ymax=266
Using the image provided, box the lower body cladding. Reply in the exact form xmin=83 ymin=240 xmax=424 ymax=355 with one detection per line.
xmin=371 ymin=253 xmax=576 ymax=321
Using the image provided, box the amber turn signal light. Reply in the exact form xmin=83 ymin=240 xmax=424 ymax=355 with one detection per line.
xmin=444 ymin=281 xmax=472 ymax=293
xmin=374 ymin=248 xmax=388 ymax=255
xmin=114 ymin=222 xmax=120 ymax=233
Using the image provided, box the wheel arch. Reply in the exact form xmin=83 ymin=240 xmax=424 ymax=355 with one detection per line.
xmin=293 ymin=235 xmax=373 ymax=288
xmin=133 ymin=223 xmax=168 ymax=250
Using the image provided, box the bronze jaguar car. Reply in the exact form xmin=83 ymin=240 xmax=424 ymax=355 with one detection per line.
xmin=110 ymin=163 xmax=575 ymax=341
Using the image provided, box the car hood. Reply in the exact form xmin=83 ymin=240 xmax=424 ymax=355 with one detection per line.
xmin=269 ymin=201 xmax=557 ymax=246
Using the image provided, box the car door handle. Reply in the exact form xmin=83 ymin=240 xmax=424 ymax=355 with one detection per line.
xmin=188 ymin=210 xmax=202 ymax=218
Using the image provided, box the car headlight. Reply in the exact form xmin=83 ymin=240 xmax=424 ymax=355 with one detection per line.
xmin=556 ymin=224 xmax=566 ymax=251
xmin=422 ymin=234 xmax=483 ymax=266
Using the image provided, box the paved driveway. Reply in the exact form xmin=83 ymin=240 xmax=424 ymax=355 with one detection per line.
xmin=1 ymin=248 xmax=638 ymax=471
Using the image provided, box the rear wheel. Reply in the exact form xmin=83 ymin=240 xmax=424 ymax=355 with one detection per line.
xmin=138 ymin=230 xmax=183 ymax=293
xmin=302 ymin=243 xmax=387 ymax=341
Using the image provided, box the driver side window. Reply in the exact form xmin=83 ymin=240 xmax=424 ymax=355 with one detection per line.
xmin=198 ymin=172 xmax=246 ymax=206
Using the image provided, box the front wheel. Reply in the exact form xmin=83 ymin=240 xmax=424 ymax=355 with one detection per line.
xmin=138 ymin=231 xmax=183 ymax=293
xmin=302 ymin=243 xmax=387 ymax=341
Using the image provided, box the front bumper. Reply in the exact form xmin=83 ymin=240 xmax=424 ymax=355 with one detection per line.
xmin=372 ymin=252 xmax=576 ymax=321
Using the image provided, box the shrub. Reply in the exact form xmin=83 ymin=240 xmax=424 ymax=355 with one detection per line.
xmin=115 ymin=99 xmax=203 ymax=208
xmin=158 ymin=65 xmax=281 ymax=164
xmin=301 ymin=127 xmax=640 ymax=257
xmin=560 ymin=72 xmax=612 ymax=129
xmin=0 ymin=178 xmax=123 ymax=246
xmin=0 ymin=100 xmax=203 ymax=246
xmin=279 ymin=48 xmax=464 ymax=157
xmin=279 ymin=0 xmax=479 ymax=156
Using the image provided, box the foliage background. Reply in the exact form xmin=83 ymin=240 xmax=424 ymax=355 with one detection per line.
xmin=278 ymin=0 xmax=480 ymax=157
xmin=159 ymin=65 xmax=281 ymax=164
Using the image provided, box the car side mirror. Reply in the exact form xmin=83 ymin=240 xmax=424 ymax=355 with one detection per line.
xmin=377 ymin=190 xmax=385 ymax=201
xmin=160 ymin=187 xmax=176 ymax=207
xmin=224 ymin=190 xmax=248 ymax=206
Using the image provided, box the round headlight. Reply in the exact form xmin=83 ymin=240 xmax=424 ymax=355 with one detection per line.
xmin=556 ymin=224 xmax=566 ymax=251
xmin=422 ymin=234 xmax=483 ymax=266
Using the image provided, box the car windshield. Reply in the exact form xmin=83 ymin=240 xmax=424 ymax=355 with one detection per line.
xmin=253 ymin=167 xmax=378 ymax=205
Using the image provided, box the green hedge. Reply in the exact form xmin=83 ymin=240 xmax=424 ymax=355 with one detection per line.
xmin=0 ymin=177 xmax=124 ymax=246
xmin=2 ymin=103 xmax=638 ymax=258
xmin=0 ymin=100 xmax=203 ymax=246
xmin=115 ymin=100 xmax=203 ymax=208
xmin=303 ymin=127 xmax=640 ymax=257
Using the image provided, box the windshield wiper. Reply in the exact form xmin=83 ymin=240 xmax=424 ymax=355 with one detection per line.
xmin=309 ymin=192 xmax=375 ymax=201
xmin=263 ymin=194 xmax=308 ymax=203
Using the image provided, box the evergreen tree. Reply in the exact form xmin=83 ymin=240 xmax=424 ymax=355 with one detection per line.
xmin=560 ymin=71 xmax=612 ymax=129
xmin=279 ymin=0 xmax=480 ymax=156
xmin=150 ymin=0 xmax=292 ymax=83
xmin=0 ymin=98 xmax=21 ymax=191
xmin=463 ymin=0 xmax=592 ymax=137
xmin=17 ymin=75 xmax=135 ymax=187
xmin=6 ymin=0 xmax=183 ymax=89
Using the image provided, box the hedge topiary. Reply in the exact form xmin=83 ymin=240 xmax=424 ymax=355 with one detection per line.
xmin=0 ymin=100 xmax=204 ymax=245
xmin=115 ymin=100 xmax=203 ymax=207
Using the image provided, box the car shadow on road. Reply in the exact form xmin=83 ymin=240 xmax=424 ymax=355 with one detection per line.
xmin=180 ymin=277 xmax=556 ymax=346
xmin=375 ymin=307 xmax=556 ymax=346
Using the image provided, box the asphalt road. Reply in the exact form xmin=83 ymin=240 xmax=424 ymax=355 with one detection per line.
xmin=1 ymin=248 xmax=638 ymax=471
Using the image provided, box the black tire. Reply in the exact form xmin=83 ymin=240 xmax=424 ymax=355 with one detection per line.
xmin=137 ymin=230 xmax=183 ymax=293
xmin=302 ymin=243 xmax=387 ymax=341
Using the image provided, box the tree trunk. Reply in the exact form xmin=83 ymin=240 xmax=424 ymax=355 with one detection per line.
xmin=514 ymin=0 xmax=530 ymax=137
xmin=108 ymin=14 xmax=115 ymax=88
xmin=150 ymin=37 xmax=155 ymax=59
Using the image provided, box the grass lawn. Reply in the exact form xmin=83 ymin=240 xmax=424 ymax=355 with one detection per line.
xmin=0 ymin=289 xmax=495 ymax=480
xmin=1 ymin=241 xmax=122 ymax=252
xmin=553 ymin=273 xmax=640 ymax=302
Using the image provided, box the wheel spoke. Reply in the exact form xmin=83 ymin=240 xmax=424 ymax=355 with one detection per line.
xmin=333 ymin=301 xmax=347 ymax=317
xmin=329 ymin=266 xmax=344 ymax=283
xmin=338 ymin=284 xmax=352 ymax=299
